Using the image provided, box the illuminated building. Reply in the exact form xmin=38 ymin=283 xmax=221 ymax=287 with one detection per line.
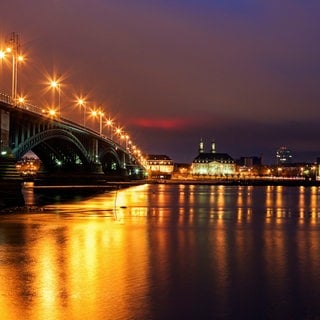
xmin=15 ymin=157 xmax=41 ymax=178
xmin=191 ymin=139 xmax=236 ymax=176
xmin=235 ymin=156 xmax=264 ymax=177
xmin=276 ymin=146 xmax=293 ymax=164
xmin=146 ymin=154 xmax=174 ymax=179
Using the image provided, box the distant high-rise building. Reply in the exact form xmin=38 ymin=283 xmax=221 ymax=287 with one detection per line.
xmin=276 ymin=146 xmax=293 ymax=164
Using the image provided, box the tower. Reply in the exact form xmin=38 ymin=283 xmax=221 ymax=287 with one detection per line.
xmin=199 ymin=138 xmax=204 ymax=154
xmin=211 ymin=140 xmax=216 ymax=153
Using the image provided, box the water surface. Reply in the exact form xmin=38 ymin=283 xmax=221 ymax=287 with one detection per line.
xmin=1 ymin=184 xmax=320 ymax=319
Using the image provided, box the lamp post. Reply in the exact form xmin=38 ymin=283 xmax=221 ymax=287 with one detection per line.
xmin=115 ymin=127 xmax=122 ymax=143
xmin=50 ymin=80 xmax=61 ymax=118
xmin=91 ymin=110 xmax=104 ymax=135
xmin=106 ymin=119 xmax=113 ymax=139
xmin=17 ymin=96 xmax=24 ymax=107
xmin=125 ymin=134 xmax=129 ymax=149
xmin=77 ymin=98 xmax=86 ymax=126
xmin=5 ymin=32 xmax=24 ymax=105
xmin=98 ymin=111 xmax=103 ymax=135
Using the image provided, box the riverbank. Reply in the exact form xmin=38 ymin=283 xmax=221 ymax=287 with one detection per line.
xmin=147 ymin=178 xmax=320 ymax=186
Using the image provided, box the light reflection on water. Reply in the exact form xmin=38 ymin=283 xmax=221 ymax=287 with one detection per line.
xmin=1 ymin=184 xmax=320 ymax=319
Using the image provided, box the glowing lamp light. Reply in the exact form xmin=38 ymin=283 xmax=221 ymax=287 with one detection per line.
xmin=50 ymin=80 xmax=58 ymax=88
xmin=48 ymin=109 xmax=56 ymax=116
xmin=18 ymin=97 xmax=24 ymax=103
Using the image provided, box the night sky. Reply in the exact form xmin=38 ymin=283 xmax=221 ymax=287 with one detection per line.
xmin=1 ymin=0 xmax=320 ymax=164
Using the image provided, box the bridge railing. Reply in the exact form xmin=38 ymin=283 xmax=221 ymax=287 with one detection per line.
xmin=0 ymin=92 xmax=13 ymax=105
xmin=0 ymin=92 xmax=43 ymax=114
xmin=20 ymin=102 xmax=44 ymax=114
xmin=0 ymin=93 xmax=113 ymax=138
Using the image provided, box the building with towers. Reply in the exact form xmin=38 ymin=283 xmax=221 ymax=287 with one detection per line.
xmin=191 ymin=139 xmax=236 ymax=176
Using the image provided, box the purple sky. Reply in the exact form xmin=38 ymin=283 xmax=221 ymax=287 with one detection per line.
xmin=1 ymin=0 xmax=320 ymax=164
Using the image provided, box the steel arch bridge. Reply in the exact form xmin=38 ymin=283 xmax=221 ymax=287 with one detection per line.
xmin=0 ymin=95 xmax=146 ymax=185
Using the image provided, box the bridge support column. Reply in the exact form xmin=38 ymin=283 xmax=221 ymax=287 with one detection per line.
xmin=0 ymin=157 xmax=24 ymax=209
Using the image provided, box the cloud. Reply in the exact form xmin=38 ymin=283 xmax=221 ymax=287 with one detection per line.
xmin=129 ymin=117 xmax=192 ymax=130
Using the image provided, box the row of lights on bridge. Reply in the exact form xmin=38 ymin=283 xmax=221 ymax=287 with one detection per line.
xmin=0 ymin=32 xmax=147 ymax=167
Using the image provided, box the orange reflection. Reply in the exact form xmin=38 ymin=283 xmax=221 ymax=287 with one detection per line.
xmin=2 ymin=183 xmax=320 ymax=319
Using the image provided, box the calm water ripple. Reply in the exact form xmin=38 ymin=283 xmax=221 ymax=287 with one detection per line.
xmin=1 ymin=184 xmax=320 ymax=319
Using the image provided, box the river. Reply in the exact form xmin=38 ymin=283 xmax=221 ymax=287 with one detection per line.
xmin=1 ymin=183 xmax=320 ymax=319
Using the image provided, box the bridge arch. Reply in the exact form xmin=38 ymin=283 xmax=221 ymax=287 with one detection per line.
xmin=12 ymin=129 xmax=92 ymax=170
xmin=0 ymin=100 xmax=146 ymax=183
xmin=99 ymin=147 xmax=123 ymax=176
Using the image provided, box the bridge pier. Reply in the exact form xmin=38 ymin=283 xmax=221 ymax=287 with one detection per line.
xmin=0 ymin=157 xmax=24 ymax=209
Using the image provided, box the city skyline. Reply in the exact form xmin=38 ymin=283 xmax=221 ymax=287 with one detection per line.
xmin=1 ymin=1 xmax=320 ymax=164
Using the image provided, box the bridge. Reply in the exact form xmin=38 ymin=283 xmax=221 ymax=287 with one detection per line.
xmin=0 ymin=93 xmax=146 ymax=207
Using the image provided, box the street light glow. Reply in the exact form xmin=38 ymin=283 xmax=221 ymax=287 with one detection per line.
xmin=17 ymin=96 xmax=24 ymax=104
xmin=50 ymin=80 xmax=58 ymax=88
xmin=115 ymin=127 xmax=122 ymax=135
xmin=48 ymin=109 xmax=56 ymax=116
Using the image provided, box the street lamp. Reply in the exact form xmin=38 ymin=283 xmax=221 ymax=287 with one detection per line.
xmin=120 ymin=133 xmax=130 ymax=149
xmin=98 ymin=111 xmax=104 ymax=135
xmin=91 ymin=109 xmax=104 ymax=135
xmin=125 ymin=134 xmax=130 ymax=149
xmin=77 ymin=98 xmax=86 ymax=126
xmin=105 ymin=118 xmax=113 ymax=139
xmin=50 ymin=79 xmax=61 ymax=118
xmin=115 ymin=127 xmax=122 ymax=143
xmin=17 ymin=96 xmax=25 ymax=107
xmin=48 ymin=109 xmax=56 ymax=117
xmin=4 ymin=32 xmax=24 ymax=104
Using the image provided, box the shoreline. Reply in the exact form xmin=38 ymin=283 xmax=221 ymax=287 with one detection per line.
xmin=147 ymin=178 xmax=320 ymax=187
xmin=23 ymin=178 xmax=320 ymax=188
